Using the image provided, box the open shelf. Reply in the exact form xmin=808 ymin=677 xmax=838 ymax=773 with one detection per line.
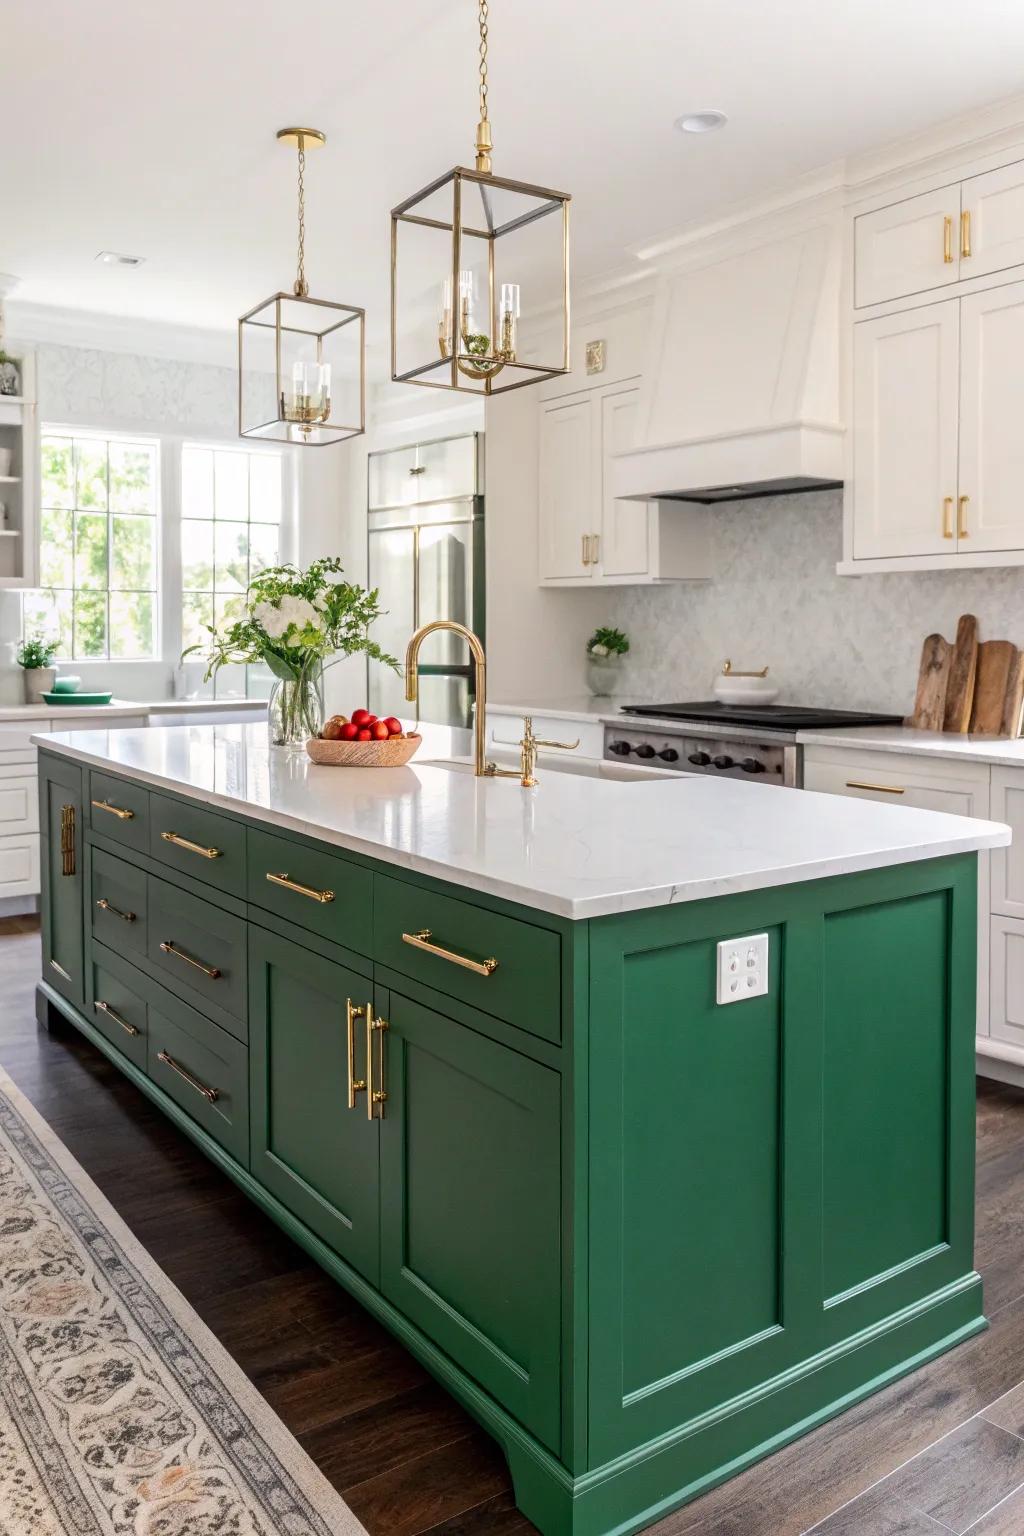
xmin=0 ymin=530 xmax=20 ymax=538
xmin=0 ymin=476 xmax=21 ymax=484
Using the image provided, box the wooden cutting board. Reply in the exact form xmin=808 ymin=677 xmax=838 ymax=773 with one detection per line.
xmin=943 ymin=614 xmax=979 ymax=733
xmin=970 ymin=640 xmax=1018 ymax=734
xmin=1002 ymin=649 xmax=1024 ymax=737
xmin=911 ymin=633 xmax=952 ymax=731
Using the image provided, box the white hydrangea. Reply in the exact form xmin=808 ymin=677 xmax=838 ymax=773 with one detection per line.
xmin=590 ymin=642 xmax=609 ymax=657
xmin=253 ymin=595 xmax=321 ymax=646
xmin=253 ymin=600 xmax=288 ymax=639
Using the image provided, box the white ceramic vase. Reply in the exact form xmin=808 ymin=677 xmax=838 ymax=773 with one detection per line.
xmin=24 ymin=667 xmax=56 ymax=704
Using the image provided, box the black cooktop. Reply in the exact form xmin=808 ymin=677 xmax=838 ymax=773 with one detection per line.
xmin=619 ymin=701 xmax=905 ymax=731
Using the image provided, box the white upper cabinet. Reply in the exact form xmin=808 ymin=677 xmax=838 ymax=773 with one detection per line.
xmin=537 ymin=382 xmax=711 ymax=587
xmin=854 ymin=184 xmax=961 ymax=309
xmin=958 ymin=280 xmax=1024 ymax=553
xmin=598 ymin=389 xmax=649 ymax=578
xmin=852 ymin=301 xmax=960 ymax=559
xmin=961 ymin=160 xmax=1024 ymax=282
xmin=538 ymin=395 xmax=594 ymax=582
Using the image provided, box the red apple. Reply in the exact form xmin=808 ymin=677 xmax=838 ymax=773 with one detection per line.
xmin=351 ymin=708 xmax=372 ymax=727
xmin=339 ymin=721 xmax=359 ymax=740
xmin=371 ymin=720 xmax=390 ymax=741
xmin=356 ymin=727 xmax=373 ymax=741
xmin=383 ymin=717 xmax=403 ymax=736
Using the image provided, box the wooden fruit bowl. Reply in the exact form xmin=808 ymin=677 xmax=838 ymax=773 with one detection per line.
xmin=305 ymin=733 xmax=422 ymax=767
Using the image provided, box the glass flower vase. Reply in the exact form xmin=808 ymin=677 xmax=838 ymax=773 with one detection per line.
xmin=268 ymin=666 xmax=324 ymax=747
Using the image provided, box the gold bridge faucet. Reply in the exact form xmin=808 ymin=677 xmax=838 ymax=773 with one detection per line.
xmin=404 ymin=624 xmax=579 ymax=784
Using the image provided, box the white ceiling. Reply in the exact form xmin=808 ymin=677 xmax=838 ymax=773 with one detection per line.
xmin=4 ymin=0 xmax=1024 ymax=364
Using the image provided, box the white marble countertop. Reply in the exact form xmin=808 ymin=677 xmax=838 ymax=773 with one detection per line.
xmin=0 ymin=698 xmax=266 ymax=723
xmin=33 ymin=720 xmax=1009 ymax=920
xmin=797 ymin=725 xmax=1024 ymax=768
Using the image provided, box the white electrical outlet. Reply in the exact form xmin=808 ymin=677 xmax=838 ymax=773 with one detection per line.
xmin=716 ymin=933 xmax=769 ymax=1005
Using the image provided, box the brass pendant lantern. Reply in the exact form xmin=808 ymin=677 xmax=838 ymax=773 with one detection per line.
xmin=390 ymin=0 xmax=571 ymax=395
xmin=239 ymin=129 xmax=365 ymax=445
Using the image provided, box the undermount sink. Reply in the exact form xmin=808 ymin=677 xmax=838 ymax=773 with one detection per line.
xmin=422 ymin=753 xmax=683 ymax=783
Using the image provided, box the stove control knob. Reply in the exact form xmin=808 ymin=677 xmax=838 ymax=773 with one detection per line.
xmin=741 ymin=757 xmax=766 ymax=774
xmin=634 ymin=743 xmax=656 ymax=759
xmin=658 ymin=747 xmax=679 ymax=763
xmin=713 ymin=754 xmax=734 ymax=770
xmin=608 ymin=740 xmax=632 ymax=756
xmin=687 ymin=751 xmax=711 ymax=766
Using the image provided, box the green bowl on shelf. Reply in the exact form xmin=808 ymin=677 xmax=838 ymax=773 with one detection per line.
xmin=42 ymin=691 xmax=113 ymax=707
xmin=49 ymin=675 xmax=82 ymax=694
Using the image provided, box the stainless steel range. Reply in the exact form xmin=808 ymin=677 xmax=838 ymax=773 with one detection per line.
xmin=604 ymin=702 xmax=905 ymax=787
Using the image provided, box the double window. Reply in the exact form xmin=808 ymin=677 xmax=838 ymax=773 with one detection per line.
xmin=25 ymin=430 xmax=290 ymax=687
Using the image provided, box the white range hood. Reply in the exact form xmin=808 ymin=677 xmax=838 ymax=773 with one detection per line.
xmin=613 ymin=220 xmax=844 ymax=504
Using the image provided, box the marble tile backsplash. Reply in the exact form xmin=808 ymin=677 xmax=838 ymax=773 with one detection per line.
xmin=602 ymin=491 xmax=1024 ymax=715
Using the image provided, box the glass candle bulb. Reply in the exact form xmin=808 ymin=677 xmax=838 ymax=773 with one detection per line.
xmin=440 ymin=272 xmax=477 ymax=358
xmin=285 ymin=360 xmax=331 ymax=429
xmin=498 ymin=282 xmax=520 ymax=361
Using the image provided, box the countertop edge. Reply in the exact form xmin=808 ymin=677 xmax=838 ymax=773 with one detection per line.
xmin=34 ymin=733 xmax=1010 ymax=922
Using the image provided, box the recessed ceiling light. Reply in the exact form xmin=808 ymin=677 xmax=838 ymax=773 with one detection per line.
xmin=675 ymin=110 xmax=728 ymax=135
xmin=95 ymin=251 xmax=145 ymax=267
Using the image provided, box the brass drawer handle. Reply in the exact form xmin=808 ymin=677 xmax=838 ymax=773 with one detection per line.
xmin=402 ymin=928 xmax=498 ymax=977
xmin=95 ymin=999 xmax=140 ymax=1037
xmin=845 ymin=780 xmax=905 ymax=795
xmin=942 ymin=496 xmax=954 ymax=539
xmin=95 ymin=897 xmax=136 ymax=924
xmin=157 ymin=1049 xmax=219 ymax=1103
xmin=943 ymin=214 xmax=954 ymax=264
xmin=266 ymin=871 xmax=335 ymax=904
xmin=958 ymin=493 xmax=970 ymax=540
xmin=92 ymin=798 xmax=134 ymax=821
xmin=961 ymin=208 xmax=972 ymax=259
xmin=367 ymin=1006 xmax=389 ymax=1121
xmin=346 ymin=998 xmax=367 ymax=1110
xmin=160 ymin=830 xmax=223 ymax=860
xmin=159 ymin=939 xmax=222 ymax=979
xmin=60 ymin=804 xmax=75 ymax=876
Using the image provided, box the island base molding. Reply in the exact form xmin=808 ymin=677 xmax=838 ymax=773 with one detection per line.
xmin=36 ymin=977 xmax=986 ymax=1536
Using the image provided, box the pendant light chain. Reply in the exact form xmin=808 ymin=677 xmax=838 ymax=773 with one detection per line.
xmin=295 ymin=140 xmax=308 ymax=297
xmin=474 ymin=0 xmax=493 ymax=174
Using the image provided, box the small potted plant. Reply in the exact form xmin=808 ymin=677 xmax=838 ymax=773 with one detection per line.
xmin=184 ymin=556 xmax=398 ymax=747
xmin=586 ymin=626 xmax=630 ymax=697
xmin=17 ymin=634 xmax=57 ymax=704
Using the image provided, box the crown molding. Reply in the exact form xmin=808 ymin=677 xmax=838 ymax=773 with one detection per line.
xmin=4 ymin=300 xmax=238 ymax=369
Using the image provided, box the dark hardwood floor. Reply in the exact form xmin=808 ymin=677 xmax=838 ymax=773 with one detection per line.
xmin=5 ymin=915 xmax=1024 ymax=1535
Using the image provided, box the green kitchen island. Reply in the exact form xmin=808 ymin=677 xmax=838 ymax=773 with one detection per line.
xmin=34 ymin=721 xmax=1009 ymax=1536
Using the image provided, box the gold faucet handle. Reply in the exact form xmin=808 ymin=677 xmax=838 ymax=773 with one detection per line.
xmin=521 ymin=716 xmax=580 ymax=752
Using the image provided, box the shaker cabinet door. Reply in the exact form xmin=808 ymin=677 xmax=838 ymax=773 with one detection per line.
xmin=538 ymin=395 xmax=594 ymax=581
xmin=854 ymin=184 xmax=961 ymax=307
xmin=961 ymin=160 xmax=1024 ymax=281
xmin=249 ymin=929 xmax=379 ymax=1285
xmin=852 ymin=301 xmax=960 ymax=559
xmin=379 ymin=990 xmax=562 ymax=1451
xmin=39 ymin=755 xmax=85 ymax=1008
xmin=958 ymin=281 xmax=1024 ymax=554
xmin=598 ymin=387 xmax=649 ymax=578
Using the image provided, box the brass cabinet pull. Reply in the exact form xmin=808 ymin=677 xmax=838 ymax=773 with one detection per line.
xmin=943 ymin=215 xmax=954 ymax=264
xmin=95 ymin=897 xmax=136 ymax=924
xmin=160 ymin=830 xmax=223 ymax=860
xmin=92 ymin=798 xmax=134 ymax=821
xmin=367 ymin=1006 xmax=389 ymax=1121
xmin=581 ymin=533 xmax=590 ymax=567
xmin=157 ymin=1049 xmax=219 ymax=1103
xmin=159 ymin=939 xmax=221 ymax=979
xmin=961 ymin=209 xmax=972 ymax=258
xmin=346 ymin=998 xmax=367 ymax=1110
xmin=95 ymin=999 xmax=140 ymax=1037
xmin=845 ymin=780 xmax=906 ymax=795
xmin=591 ymin=532 xmax=600 ymax=565
xmin=942 ymin=496 xmax=954 ymax=539
xmin=266 ymin=871 xmax=335 ymax=904
xmin=958 ymin=493 xmax=970 ymax=539
xmin=401 ymin=928 xmax=498 ymax=977
xmin=60 ymin=804 xmax=76 ymax=876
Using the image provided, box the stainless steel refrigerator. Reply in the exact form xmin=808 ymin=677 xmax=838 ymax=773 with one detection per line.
xmin=367 ymin=432 xmax=484 ymax=729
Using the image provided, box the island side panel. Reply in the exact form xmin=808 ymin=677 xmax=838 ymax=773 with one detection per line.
xmin=584 ymin=854 xmax=982 ymax=1517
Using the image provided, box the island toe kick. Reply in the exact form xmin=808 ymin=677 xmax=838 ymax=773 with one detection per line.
xmin=34 ymin=738 xmax=997 ymax=1536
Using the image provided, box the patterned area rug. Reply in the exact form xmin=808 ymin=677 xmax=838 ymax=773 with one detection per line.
xmin=0 ymin=1063 xmax=367 ymax=1535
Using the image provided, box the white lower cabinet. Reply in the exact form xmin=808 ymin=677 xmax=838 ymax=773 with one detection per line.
xmin=487 ymin=711 xmax=605 ymax=762
xmin=803 ymin=745 xmax=992 ymax=1057
xmin=990 ymin=916 xmax=1024 ymax=1056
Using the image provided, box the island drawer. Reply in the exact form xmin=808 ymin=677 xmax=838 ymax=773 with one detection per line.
xmin=147 ymin=875 xmax=247 ymax=1039
xmin=373 ymin=873 xmax=561 ymax=1044
xmin=88 ymin=771 xmax=150 ymax=852
xmin=247 ymin=827 xmax=372 ymax=953
xmin=89 ymin=956 xmax=148 ymax=1070
xmin=91 ymin=848 xmax=147 ymax=958
xmin=148 ymin=997 xmax=249 ymax=1165
xmin=149 ymin=792 xmax=245 ymax=898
